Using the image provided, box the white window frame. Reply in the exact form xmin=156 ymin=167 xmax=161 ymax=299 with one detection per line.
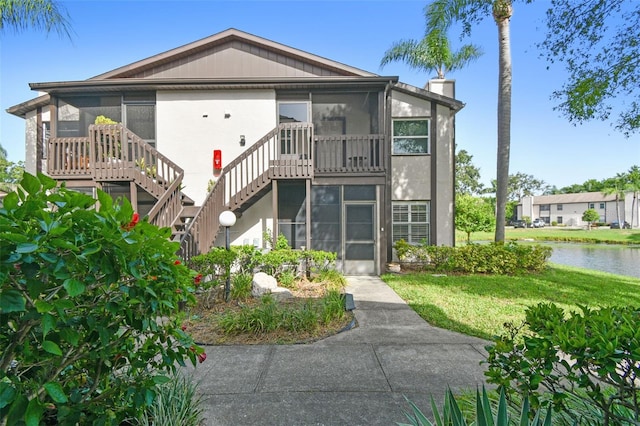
xmin=392 ymin=118 xmax=430 ymax=155
xmin=392 ymin=201 xmax=430 ymax=244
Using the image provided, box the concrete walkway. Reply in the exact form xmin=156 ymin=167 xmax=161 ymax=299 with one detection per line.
xmin=185 ymin=276 xmax=490 ymax=425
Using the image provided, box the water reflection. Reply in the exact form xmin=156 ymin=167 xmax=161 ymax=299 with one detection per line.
xmin=547 ymin=243 xmax=640 ymax=279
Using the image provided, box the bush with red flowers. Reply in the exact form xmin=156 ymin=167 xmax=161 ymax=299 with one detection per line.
xmin=0 ymin=173 xmax=203 ymax=425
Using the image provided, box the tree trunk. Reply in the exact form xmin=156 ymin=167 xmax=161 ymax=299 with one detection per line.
xmin=493 ymin=0 xmax=513 ymax=242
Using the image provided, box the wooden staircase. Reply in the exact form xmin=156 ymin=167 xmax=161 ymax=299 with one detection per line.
xmin=179 ymin=122 xmax=314 ymax=260
xmin=48 ymin=124 xmax=189 ymax=236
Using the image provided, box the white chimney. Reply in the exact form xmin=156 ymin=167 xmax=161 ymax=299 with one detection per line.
xmin=426 ymin=79 xmax=455 ymax=98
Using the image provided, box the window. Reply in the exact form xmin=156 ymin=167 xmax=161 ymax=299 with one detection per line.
xmin=392 ymin=119 xmax=429 ymax=154
xmin=600 ymin=203 xmax=605 ymax=209
xmin=540 ymin=204 xmax=550 ymax=211
xmin=557 ymin=216 xmax=563 ymax=224
xmin=556 ymin=204 xmax=563 ymax=211
xmin=392 ymin=202 xmax=430 ymax=244
xmin=124 ymin=92 xmax=156 ymax=144
xmin=589 ymin=203 xmax=595 ymax=209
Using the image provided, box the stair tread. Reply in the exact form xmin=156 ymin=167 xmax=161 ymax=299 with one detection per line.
xmin=180 ymin=205 xmax=200 ymax=218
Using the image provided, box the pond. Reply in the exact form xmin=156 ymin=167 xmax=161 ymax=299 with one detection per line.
xmin=546 ymin=243 xmax=640 ymax=279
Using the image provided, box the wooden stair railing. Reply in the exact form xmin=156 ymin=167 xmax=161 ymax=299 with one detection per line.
xmin=87 ymin=124 xmax=185 ymax=229
xmin=179 ymin=123 xmax=314 ymax=259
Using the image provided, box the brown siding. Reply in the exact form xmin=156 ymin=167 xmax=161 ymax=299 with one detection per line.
xmin=126 ymin=41 xmax=345 ymax=79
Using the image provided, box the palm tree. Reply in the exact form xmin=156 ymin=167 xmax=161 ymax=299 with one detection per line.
xmin=626 ymin=165 xmax=640 ymax=228
xmin=425 ymin=0 xmax=513 ymax=242
xmin=380 ymin=19 xmax=482 ymax=80
xmin=0 ymin=0 xmax=71 ymax=37
xmin=602 ymin=174 xmax=628 ymax=228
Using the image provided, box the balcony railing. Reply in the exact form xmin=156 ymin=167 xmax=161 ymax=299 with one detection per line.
xmin=314 ymin=134 xmax=385 ymax=174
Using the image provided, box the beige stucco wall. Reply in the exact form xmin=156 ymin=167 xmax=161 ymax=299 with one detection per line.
xmin=216 ymin=191 xmax=274 ymax=249
xmin=390 ymin=90 xmax=432 ymax=201
xmin=389 ymin=89 xmax=455 ymax=247
xmin=391 ymin=91 xmax=431 ymax=119
xmin=156 ymin=90 xmax=276 ymax=204
xmin=433 ymin=103 xmax=455 ymax=246
xmin=24 ymin=110 xmax=39 ymax=175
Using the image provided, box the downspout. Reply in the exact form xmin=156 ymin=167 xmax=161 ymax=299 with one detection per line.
xmin=36 ymin=107 xmax=43 ymax=174
xmin=384 ymin=80 xmax=394 ymax=266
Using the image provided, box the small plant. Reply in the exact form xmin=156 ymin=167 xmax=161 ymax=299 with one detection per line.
xmin=280 ymin=300 xmax=319 ymax=333
xmin=321 ymin=290 xmax=346 ymax=324
xmin=94 ymin=115 xmax=118 ymax=125
xmin=135 ymin=157 xmax=157 ymax=178
xmin=137 ymin=373 xmax=204 ymax=426
xmin=398 ymin=386 xmax=552 ymax=426
xmin=278 ymin=270 xmax=297 ymax=288
xmin=231 ymin=273 xmax=253 ymax=300
xmin=314 ymin=269 xmax=346 ymax=292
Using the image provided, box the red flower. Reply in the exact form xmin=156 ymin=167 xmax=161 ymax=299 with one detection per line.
xmin=174 ymin=260 xmax=181 ymax=265
xmin=197 ymin=352 xmax=207 ymax=363
xmin=194 ymin=274 xmax=203 ymax=285
xmin=181 ymin=324 xmax=187 ymax=331
xmin=122 ymin=212 xmax=140 ymax=230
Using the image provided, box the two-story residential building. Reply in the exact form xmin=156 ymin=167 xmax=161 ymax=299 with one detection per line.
xmin=7 ymin=29 xmax=463 ymax=275
xmin=518 ymin=192 xmax=635 ymax=227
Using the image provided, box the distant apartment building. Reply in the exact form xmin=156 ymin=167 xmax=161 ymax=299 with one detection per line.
xmin=517 ymin=192 xmax=635 ymax=227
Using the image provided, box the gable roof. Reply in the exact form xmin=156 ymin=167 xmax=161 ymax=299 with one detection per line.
xmin=523 ymin=192 xmax=619 ymax=205
xmin=7 ymin=28 xmax=463 ymax=116
xmin=92 ymin=28 xmax=376 ymax=80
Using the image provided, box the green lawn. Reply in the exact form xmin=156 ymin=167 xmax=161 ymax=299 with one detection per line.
xmin=382 ymin=265 xmax=640 ymax=340
xmin=459 ymin=227 xmax=640 ymax=245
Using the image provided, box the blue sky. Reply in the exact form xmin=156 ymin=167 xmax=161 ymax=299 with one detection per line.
xmin=1 ymin=0 xmax=638 ymax=190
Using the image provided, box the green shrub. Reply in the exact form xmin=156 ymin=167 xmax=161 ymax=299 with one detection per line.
xmin=304 ymin=249 xmax=337 ymax=273
xmin=258 ymin=248 xmax=300 ymax=278
xmin=485 ymin=303 xmax=640 ymax=425
xmin=0 ymin=173 xmax=202 ymax=425
xmin=233 ymin=244 xmax=262 ymax=275
xmin=137 ymin=373 xmax=204 ymax=426
xmin=394 ymin=241 xmax=552 ymax=275
xmin=189 ymin=247 xmax=236 ymax=290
